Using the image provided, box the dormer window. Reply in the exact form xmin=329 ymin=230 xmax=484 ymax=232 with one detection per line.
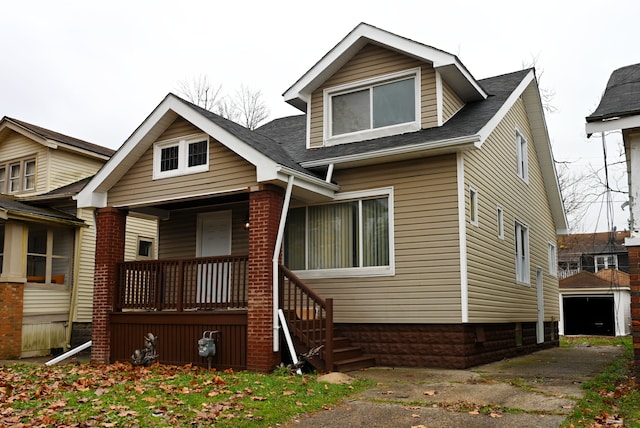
xmin=324 ymin=68 xmax=421 ymax=145
xmin=0 ymin=158 xmax=36 ymax=194
xmin=153 ymin=134 xmax=209 ymax=179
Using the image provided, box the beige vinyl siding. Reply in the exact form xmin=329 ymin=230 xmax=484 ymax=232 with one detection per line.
xmin=464 ymin=98 xmax=559 ymax=323
xmin=442 ymin=80 xmax=464 ymax=123
xmin=296 ymin=155 xmax=462 ymax=324
xmin=124 ymin=216 xmax=159 ymax=261
xmin=308 ymin=44 xmax=438 ymax=148
xmin=48 ymin=149 xmax=104 ymax=192
xmin=23 ymin=284 xmax=71 ymax=316
xmin=158 ymin=203 xmax=249 ymax=259
xmin=73 ymin=208 xmax=96 ymax=322
xmin=108 ymin=118 xmax=257 ymax=207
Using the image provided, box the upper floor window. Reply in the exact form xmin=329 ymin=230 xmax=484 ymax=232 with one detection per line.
xmin=324 ymin=68 xmax=420 ymax=145
xmin=469 ymin=185 xmax=479 ymax=226
xmin=548 ymin=242 xmax=557 ymax=276
xmin=285 ymin=188 xmax=394 ymax=277
xmin=595 ymin=254 xmax=618 ymax=271
xmin=153 ymin=134 xmax=209 ymax=179
xmin=496 ymin=205 xmax=504 ymax=239
xmin=0 ymin=158 xmax=36 ymax=194
xmin=515 ymin=220 xmax=529 ymax=284
xmin=515 ymin=129 xmax=528 ymax=181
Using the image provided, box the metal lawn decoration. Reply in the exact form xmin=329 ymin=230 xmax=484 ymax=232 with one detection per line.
xmin=131 ymin=332 xmax=158 ymax=366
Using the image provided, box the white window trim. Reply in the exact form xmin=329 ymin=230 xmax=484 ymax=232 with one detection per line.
xmin=323 ymin=68 xmax=421 ymax=146
xmin=515 ymin=128 xmax=529 ymax=182
xmin=137 ymin=236 xmax=156 ymax=260
xmin=548 ymin=241 xmax=557 ymax=277
xmin=595 ymin=254 xmax=618 ymax=272
xmin=496 ymin=205 xmax=504 ymax=239
xmin=515 ymin=220 xmax=530 ymax=285
xmin=153 ymin=133 xmax=209 ymax=179
xmin=292 ymin=187 xmax=395 ymax=279
xmin=3 ymin=157 xmax=36 ymax=194
xmin=469 ymin=185 xmax=479 ymax=227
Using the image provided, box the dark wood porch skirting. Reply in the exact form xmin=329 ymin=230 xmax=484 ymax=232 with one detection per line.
xmin=110 ymin=310 xmax=247 ymax=370
xmin=337 ymin=322 xmax=559 ymax=369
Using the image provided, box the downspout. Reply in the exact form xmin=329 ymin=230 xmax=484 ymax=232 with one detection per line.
xmin=325 ymin=163 xmax=334 ymax=183
xmin=273 ymin=175 xmax=295 ymax=352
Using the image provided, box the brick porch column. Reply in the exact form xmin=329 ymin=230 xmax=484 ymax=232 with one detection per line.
xmin=247 ymin=185 xmax=284 ymax=371
xmin=0 ymin=220 xmax=27 ymax=359
xmin=629 ymin=245 xmax=640 ymax=374
xmin=92 ymin=207 xmax=126 ymax=364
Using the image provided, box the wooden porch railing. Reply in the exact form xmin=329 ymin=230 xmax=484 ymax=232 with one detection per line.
xmin=279 ymin=265 xmax=333 ymax=371
xmin=116 ymin=256 xmax=248 ymax=312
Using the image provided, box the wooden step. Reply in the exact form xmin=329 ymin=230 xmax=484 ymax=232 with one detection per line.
xmin=333 ymin=355 xmax=376 ymax=372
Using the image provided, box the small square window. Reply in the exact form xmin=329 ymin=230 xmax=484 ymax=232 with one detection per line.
xmin=188 ymin=140 xmax=208 ymax=167
xmin=160 ymin=146 xmax=179 ymax=172
xmin=137 ymin=238 xmax=154 ymax=259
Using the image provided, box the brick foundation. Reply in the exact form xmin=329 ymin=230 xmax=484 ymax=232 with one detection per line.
xmin=0 ymin=282 xmax=24 ymax=359
xmin=247 ymin=185 xmax=284 ymax=371
xmin=92 ymin=207 xmax=126 ymax=364
xmin=337 ymin=322 xmax=558 ymax=369
xmin=628 ymin=245 xmax=640 ymax=373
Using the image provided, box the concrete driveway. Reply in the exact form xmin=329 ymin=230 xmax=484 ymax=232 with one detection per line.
xmin=285 ymin=345 xmax=624 ymax=428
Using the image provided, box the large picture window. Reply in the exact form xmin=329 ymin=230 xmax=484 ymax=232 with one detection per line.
xmin=324 ymin=69 xmax=420 ymax=145
xmin=153 ymin=134 xmax=209 ymax=179
xmin=285 ymin=190 xmax=393 ymax=277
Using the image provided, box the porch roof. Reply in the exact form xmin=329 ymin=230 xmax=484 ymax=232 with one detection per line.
xmin=0 ymin=196 xmax=85 ymax=226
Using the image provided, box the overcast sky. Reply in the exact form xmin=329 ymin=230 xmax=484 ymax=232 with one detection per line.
xmin=1 ymin=0 xmax=637 ymax=233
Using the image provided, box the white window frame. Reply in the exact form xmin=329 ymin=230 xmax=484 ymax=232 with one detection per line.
xmin=153 ymin=133 xmax=209 ymax=179
xmin=515 ymin=128 xmax=528 ymax=182
xmin=3 ymin=158 xmax=36 ymax=194
xmin=595 ymin=254 xmax=618 ymax=272
xmin=469 ymin=185 xmax=479 ymax=226
xmin=323 ymin=68 xmax=421 ymax=146
xmin=23 ymin=159 xmax=36 ymax=190
xmin=136 ymin=237 xmax=156 ymax=260
xmin=290 ymin=187 xmax=395 ymax=279
xmin=496 ymin=205 xmax=504 ymax=239
xmin=548 ymin=241 xmax=557 ymax=277
xmin=515 ymin=220 xmax=530 ymax=285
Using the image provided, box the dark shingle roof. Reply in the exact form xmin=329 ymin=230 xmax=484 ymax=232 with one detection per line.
xmin=586 ymin=63 xmax=640 ymax=122
xmin=4 ymin=117 xmax=115 ymax=157
xmin=0 ymin=196 xmax=83 ymax=224
xmin=258 ymin=69 xmax=531 ymax=164
xmin=557 ymin=230 xmax=630 ymax=256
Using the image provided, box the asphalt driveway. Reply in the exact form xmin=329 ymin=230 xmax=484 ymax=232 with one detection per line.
xmin=285 ymin=344 xmax=624 ymax=428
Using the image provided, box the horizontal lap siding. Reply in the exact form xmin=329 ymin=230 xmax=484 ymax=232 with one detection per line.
xmin=124 ymin=216 xmax=159 ymax=261
xmin=108 ymin=118 xmax=257 ymax=207
xmin=23 ymin=286 xmax=70 ymax=316
xmin=74 ymin=208 xmax=96 ymax=322
xmin=309 ymin=44 xmax=437 ymax=148
xmin=49 ymin=150 xmax=104 ymax=191
xmin=442 ymin=81 xmax=464 ymax=123
xmin=464 ymin=99 xmax=559 ymax=323
xmin=302 ymin=155 xmax=461 ymax=324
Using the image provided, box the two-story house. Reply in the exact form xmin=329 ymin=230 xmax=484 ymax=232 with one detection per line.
xmin=78 ymin=23 xmax=567 ymax=371
xmin=0 ymin=117 xmax=157 ymax=359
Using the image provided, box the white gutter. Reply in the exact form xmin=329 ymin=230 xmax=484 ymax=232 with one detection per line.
xmin=273 ymin=175 xmax=295 ymax=352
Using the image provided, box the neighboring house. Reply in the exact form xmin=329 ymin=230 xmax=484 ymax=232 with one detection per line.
xmin=557 ymin=230 xmax=630 ymax=278
xmin=559 ymin=269 xmax=630 ymax=336
xmin=0 ymin=117 xmax=157 ymax=359
xmin=78 ymin=23 xmax=567 ymax=371
xmin=586 ymin=62 xmax=640 ymax=370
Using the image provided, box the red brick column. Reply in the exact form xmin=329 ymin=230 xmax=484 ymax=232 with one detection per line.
xmin=247 ymin=185 xmax=284 ymax=371
xmin=630 ymin=245 xmax=640 ymax=373
xmin=0 ymin=282 xmax=24 ymax=359
xmin=92 ymin=207 xmax=126 ymax=364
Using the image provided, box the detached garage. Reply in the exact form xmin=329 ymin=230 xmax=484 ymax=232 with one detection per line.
xmin=559 ymin=269 xmax=630 ymax=336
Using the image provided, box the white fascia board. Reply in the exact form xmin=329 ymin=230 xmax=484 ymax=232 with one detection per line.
xmin=283 ymin=23 xmax=486 ymax=108
xmin=300 ymin=135 xmax=480 ymax=169
xmin=586 ymin=115 xmax=640 ymax=136
xmin=275 ymin=166 xmax=338 ymax=198
xmin=1 ymin=121 xmax=57 ymax=148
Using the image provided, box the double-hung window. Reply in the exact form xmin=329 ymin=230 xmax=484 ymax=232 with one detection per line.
xmin=153 ymin=134 xmax=209 ymax=179
xmin=595 ymin=254 xmax=617 ymax=271
xmin=284 ymin=188 xmax=394 ymax=277
xmin=0 ymin=158 xmax=36 ymax=194
xmin=324 ymin=68 xmax=420 ymax=145
xmin=515 ymin=129 xmax=528 ymax=181
xmin=515 ymin=220 xmax=529 ymax=284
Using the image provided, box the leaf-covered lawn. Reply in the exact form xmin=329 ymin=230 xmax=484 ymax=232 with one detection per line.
xmin=0 ymin=362 xmax=371 ymax=427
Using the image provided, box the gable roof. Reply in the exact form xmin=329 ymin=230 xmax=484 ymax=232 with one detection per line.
xmin=585 ymin=63 xmax=640 ymax=135
xmin=283 ymin=22 xmax=487 ymax=112
xmin=0 ymin=117 xmax=114 ymax=159
xmin=559 ymin=268 xmax=629 ymax=289
xmin=77 ymin=93 xmax=337 ymax=208
xmin=558 ymin=230 xmax=630 ymax=256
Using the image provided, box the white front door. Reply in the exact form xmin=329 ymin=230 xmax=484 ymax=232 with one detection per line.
xmin=196 ymin=211 xmax=232 ymax=303
xmin=536 ymin=268 xmax=544 ymax=344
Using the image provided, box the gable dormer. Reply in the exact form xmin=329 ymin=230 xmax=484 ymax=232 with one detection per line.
xmin=283 ymin=23 xmax=487 ymax=149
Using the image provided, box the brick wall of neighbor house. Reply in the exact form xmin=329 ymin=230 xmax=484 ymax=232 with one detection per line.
xmin=0 ymin=282 xmax=24 ymax=359
xmin=337 ymin=322 xmax=558 ymax=368
xmin=629 ymin=245 xmax=640 ymax=372
xmin=247 ymin=185 xmax=284 ymax=372
xmin=92 ymin=207 xmax=126 ymax=364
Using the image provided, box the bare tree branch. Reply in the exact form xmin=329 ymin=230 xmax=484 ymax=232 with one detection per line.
xmin=176 ymin=75 xmax=223 ymax=111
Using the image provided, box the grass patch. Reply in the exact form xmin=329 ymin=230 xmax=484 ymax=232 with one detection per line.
xmin=0 ymin=362 xmax=373 ymax=427
xmin=561 ymin=336 xmax=640 ymax=427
